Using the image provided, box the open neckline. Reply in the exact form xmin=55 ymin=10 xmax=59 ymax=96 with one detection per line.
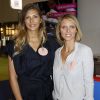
xmin=27 ymin=43 xmax=39 ymax=53
xmin=60 ymin=42 xmax=78 ymax=65
xmin=27 ymin=42 xmax=47 ymax=53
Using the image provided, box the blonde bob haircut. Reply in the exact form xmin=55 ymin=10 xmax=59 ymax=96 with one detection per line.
xmin=56 ymin=14 xmax=83 ymax=46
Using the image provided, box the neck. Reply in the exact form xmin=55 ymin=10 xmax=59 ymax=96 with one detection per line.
xmin=64 ymin=41 xmax=75 ymax=53
xmin=27 ymin=31 xmax=42 ymax=43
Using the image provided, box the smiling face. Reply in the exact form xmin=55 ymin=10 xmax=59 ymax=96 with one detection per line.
xmin=60 ymin=18 xmax=77 ymax=42
xmin=24 ymin=9 xmax=42 ymax=32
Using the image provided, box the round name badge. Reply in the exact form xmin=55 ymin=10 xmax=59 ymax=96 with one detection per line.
xmin=38 ymin=47 xmax=48 ymax=56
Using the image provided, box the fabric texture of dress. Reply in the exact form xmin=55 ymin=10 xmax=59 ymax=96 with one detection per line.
xmin=6 ymin=36 xmax=59 ymax=100
xmin=53 ymin=42 xmax=94 ymax=100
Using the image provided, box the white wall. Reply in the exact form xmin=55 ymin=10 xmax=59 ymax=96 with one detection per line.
xmin=78 ymin=0 xmax=100 ymax=56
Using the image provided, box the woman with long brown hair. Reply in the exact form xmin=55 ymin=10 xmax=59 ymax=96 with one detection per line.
xmin=7 ymin=3 xmax=59 ymax=100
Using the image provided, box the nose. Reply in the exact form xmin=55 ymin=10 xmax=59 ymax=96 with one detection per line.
xmin=30 ymin=17 xmax=34 ymax=23
xmin=65 ymin=26 xmax=70 ymax=32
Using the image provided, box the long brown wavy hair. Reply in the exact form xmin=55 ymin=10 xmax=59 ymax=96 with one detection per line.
xmin=14 ymin=3 xmax=47 ymax=55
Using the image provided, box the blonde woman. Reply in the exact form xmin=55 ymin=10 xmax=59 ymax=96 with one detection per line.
xmin=7 ymin=3 xmax=59 ymax=100
xmin=53 ymin=14 xmax=94 ymax=100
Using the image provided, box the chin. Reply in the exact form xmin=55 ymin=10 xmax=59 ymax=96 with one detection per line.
xmin=29 ymin=28 xmax=38 ymax=31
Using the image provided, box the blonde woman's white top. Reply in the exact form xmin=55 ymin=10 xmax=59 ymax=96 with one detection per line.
xmin=53 ymin=42 xmax=94 ymax=100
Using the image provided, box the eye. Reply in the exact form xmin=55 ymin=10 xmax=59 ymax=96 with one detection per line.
xmin=33 ymin=15 xmax=39 ymax=18
xmin=61 ymin=26 xmax=66 ymax=29
xmin=32 ymin=14 xmax=40 ymax=19
xmin=25 ymin=16 xmax=30 ymax=20
xmin=70 ymin=25 xmax=76 ymax=29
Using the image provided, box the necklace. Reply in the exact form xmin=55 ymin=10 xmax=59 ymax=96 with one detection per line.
xmin=63 ymin=46 xmax=74 ymax=54
xmin=61 ymin=46 xmax=75 ymax=64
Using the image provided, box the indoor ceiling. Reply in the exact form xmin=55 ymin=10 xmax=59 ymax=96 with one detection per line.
xmin=23 ymin=0 xmax=48 ymax=6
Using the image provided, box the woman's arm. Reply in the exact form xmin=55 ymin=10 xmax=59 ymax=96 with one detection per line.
xmin=82 ymin=47 xmax=94 ymax=100
xmin=8 ymin=56 xmax=23 ymax=100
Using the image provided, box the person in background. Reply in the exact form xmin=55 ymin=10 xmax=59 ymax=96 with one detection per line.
xmin=53 ymin=14 xmax=94 ymax=100
xmin=7 ymin=3 xmax=59 ymax=100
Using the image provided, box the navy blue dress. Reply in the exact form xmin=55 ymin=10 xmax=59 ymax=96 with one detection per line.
xmin=7 ymin=36 xmax=59 ymax=100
